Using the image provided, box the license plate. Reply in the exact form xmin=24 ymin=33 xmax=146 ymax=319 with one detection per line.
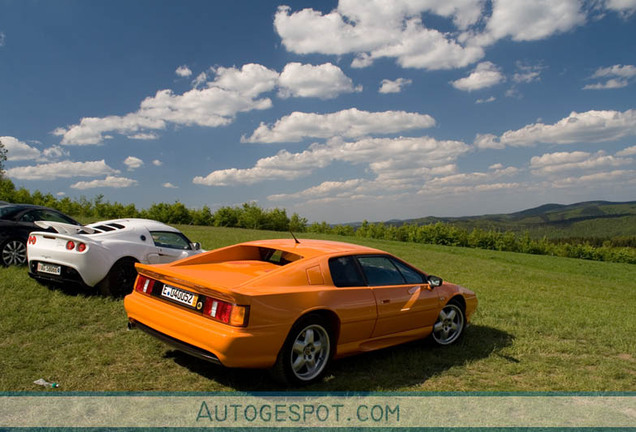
xmin=161 ymin=285 xmax=198 ymax=307
xmin=37 ymin=262 xmax=61 ymax=276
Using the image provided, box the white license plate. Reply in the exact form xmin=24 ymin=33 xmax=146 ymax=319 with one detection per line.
xmin=161 ymin=285 xmax=198 ymax=307
xmin=37 ymin=262 xmax=61 ymax=276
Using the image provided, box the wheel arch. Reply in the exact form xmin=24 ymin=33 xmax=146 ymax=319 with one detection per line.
xmin=447 ymin=294 xmax=466 ymax=311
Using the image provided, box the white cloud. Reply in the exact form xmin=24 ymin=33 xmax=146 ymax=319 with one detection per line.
xmin=70 ymin=176 xmax=138 ymax=190
xmin=474 ymin=109 xmax=636 ymax=149
xmin=278 ymin=63 xmax=361 ymax=99
xmin=124 ymin=156 xmax=144 ymax=171
xmin=616 ymin=145 xmax=636 ymax=156
xmin=379 ymin=78 xmax=412 ymax=94
xmin=163 ymin=182 xmax=178 ymax=189
xmin=473 ymin=0 xmax=586 ymax=46
xmin=0 ymin=136 xmax=42 ymax=161
xmin=551 ymin=170 xmax=636 ymax=188
xmin=512 ymin=62 xmax=544 ymax=83
xmin=194 ymin=135 xmax=469 ymax=187
xmin=6 ymin=160 xmax=119 ymax=180
xmin=0 ymin=32 xmax=5 ymax=47
xmin=54 ymin=64 xmax=278 ymax=145
xmin=275 ymin=1 xmax=595 ymax=71
xmin=584 ymin=64 xmax=636 ymax=90
xmin=53 ymin=62 xmax=364 ymax=145
xmin=530 ymin=150 xmax=632 ymax=175
xmin=242 ymin=108 xmax=436 ymax=143
xmin=274 ymin=3 xmax=484 ymax=70
xmin=605 ymin=0 xmax=636 ymax=17
xmin=175 ymin=65 xmax=192 ymax=77
xmin=452 ymin=61 xmax=505 ymax=91
xmin=476 ymin=96 xmax=496 ymax=104
xmin=152 ymin=159 xmax=163 ymax=166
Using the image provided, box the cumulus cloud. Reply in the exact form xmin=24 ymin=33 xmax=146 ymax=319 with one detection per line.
xmin=0 ymin=136 xmax=43 ymax=161
xmin=605 ymin=0 xmax=636 ymax=17
xmin=451 ymin=61 xmax=505 ymax=91
xmin=616 ymin=145 xmax=636 ymax=157
xmin=70 ymin=176 xmax=138 ymax=190
xmin=278 ymin=63 xmax=361 ymax=99
xmin=194 ymin=136 xmax=470 ymax=187
xmin=474 ymin=109 xmax=636 ymax=149
xmin=53 ymin=62 xmax=362 ymax=145
xmin=275 ymin=3 xmax=484 ymax=70
xmin=124 ymin=156 xmax=144 ymax=171
xmin=275 ymin=1 xmax=595 ymax=71
xmin=163 ymin=182 xmax=178 ymax=189
xmin=584 ymin=64 xmax=636 ymax=90
xmin=175 ymin=65 xmax=192 ymax=77
xmin=379 ymin=78 xmax=412 ymax=94
xmin=512 ymin=62 xmax=544 ymax=83
xmin=530 ymin=150 xmax=633 ymax=175
xmin=152 ymin=159 xmax=163 ymax=166
xmin=6 ymin=160 xmax=119 ymax=180
xmin=242 ymin=108 xmax=436 ymax=143
xmin=472 ymin=0 xmax=586 ymax=46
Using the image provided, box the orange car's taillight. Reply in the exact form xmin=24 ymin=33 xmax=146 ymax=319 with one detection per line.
xmin=135 ymin=275 xmax=155 ymax=294
xmin=203 ymin=298 xmax=248 ymax=327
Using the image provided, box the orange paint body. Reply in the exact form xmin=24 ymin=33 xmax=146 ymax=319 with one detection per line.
xmin=124 ymin=239 xmax=477 ymax=369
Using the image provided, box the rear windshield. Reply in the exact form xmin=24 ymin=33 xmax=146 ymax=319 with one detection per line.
xmin=258 ymin=247 xmax=302 ymax=266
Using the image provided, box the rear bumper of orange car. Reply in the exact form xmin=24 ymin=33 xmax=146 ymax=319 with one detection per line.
xmin=124 ymin=291 xmax=286 ymax=368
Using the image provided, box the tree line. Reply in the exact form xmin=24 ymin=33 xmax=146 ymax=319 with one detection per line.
xmin=0 ymin=176 xmax=634 ymax=264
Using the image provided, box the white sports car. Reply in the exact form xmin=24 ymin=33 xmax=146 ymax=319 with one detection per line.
xmin=27 ymin=218 xmax=203 ymax=296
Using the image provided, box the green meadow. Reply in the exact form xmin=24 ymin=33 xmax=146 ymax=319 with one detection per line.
xmin=1 ymin=226 xmax=634 ymax=391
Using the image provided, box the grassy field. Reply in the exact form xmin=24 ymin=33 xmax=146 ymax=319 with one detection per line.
xmin=1 ymin=226 xmax=634 ymax=392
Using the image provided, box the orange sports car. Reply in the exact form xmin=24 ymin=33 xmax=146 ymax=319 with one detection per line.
xmin=124 ymin=238 xmax=477 ymax=385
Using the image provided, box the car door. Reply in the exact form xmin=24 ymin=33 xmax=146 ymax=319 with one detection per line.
xmin=147 ymin=231 xmax=195 ymax=264
xmin=357 ymin=255 xmax=440 ymax=338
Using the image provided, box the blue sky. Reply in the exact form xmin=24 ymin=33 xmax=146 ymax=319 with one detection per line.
xmin=1 ymin=0 xmax=635 ymax=223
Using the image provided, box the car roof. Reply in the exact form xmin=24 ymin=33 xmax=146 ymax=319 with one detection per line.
xmin=0 ymin=203 xmax=66 ymax=218
xmin=239 ymin=238 xmax=383 ymax=259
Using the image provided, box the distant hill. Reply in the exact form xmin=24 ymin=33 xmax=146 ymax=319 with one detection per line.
xmin=382 ymin=201 xmax=636 ymax=239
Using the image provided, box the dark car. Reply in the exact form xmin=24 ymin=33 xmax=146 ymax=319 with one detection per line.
xmin=0 ymin=203 xmax=80 ymax=266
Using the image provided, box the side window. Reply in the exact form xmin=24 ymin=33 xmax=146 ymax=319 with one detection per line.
xmin=357 ymin=256 xmax=406 ymax=286
xmin=329 ymin=256 xmax=366 ymax=287
xmin=19 ymin=211 xmax=37 ymax=222
xmin=392 ymin=259 xmax=426 ymax=284
xmin=150 ymin=231 xmax=191 ymax=250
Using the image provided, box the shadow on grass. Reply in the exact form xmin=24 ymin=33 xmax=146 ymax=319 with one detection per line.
xmin=163 ymin=324 xmax=514 ymax=391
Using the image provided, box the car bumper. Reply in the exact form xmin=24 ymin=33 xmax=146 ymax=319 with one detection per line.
xmin=124 ymin=291 xmax=287 ymax=369
xmin=28 ymin=260 xmax=92 ymax=288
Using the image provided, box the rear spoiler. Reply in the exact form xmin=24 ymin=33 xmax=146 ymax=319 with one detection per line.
xmin=34 ymin=221 xmax=97 ymax=235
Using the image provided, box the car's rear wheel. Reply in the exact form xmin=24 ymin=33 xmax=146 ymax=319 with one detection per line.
xmin=272 ymin=314 xmax=333 ymax=386
xmin=431 ymin=301 xmax=465 ymax=346
xmin=1 ymin=239 xmax=27 ymax=266
xmin=98 ymin=258 xmax=138 ymax=297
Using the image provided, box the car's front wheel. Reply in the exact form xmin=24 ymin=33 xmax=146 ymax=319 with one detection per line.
xmin=98 ymin=258 xmax=138 ymax=297
xmin=1 ymin=239 xmax=27 ymax=266
xmin=431 ymin=301 xmax=465 ymax=346
xmin=272 ymin=314 xmax=333 ymax=386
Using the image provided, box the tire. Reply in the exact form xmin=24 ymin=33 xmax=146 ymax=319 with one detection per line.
xmin=431 ymin=301 xmax=465 ymax=346
xmin=1 ymin=239 xmax=27 ymax=266
xmin=272 ymin=314 xmax=333 ymax=386
xmin=98 ymin=258 xmax=138 ymax=297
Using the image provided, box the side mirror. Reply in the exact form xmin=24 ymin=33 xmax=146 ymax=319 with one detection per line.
xmin=428 ymin=275 xmax=443 ymax=288
xmin=191 ymin=242 xmax=202 ymax=251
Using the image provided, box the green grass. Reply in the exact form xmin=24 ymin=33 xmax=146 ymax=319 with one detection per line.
xmin=1 ymin=226 xmax=634 ymax=392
